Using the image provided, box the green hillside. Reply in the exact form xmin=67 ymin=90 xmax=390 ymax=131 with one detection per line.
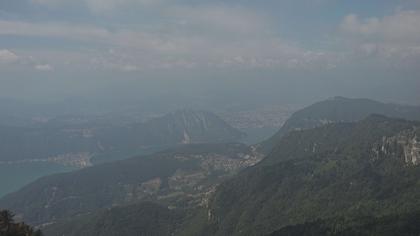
xmin=259 ymin=97 xmax=420 ymax=154
xmin=207 ymin=115 xmax=420 ymax=235
xmin=0 ymin=143 xmax=260 ymax=226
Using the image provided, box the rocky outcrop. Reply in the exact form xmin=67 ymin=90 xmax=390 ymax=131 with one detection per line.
xmin=373 ymin=128 xmax=420 ymax=166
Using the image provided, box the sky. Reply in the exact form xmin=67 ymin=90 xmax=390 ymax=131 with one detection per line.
xmin=0 ymin=0 xmax=419 ymax=107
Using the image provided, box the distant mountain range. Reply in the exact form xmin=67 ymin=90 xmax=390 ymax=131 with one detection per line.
xmin=0 ymin=109 xmax=244 ymax=163
xmin=259 ymin=96 xmax=420 ymax=153
xmin=2 ymin=97 xmax=420 ymax=236
xmin=38 ymin=115 xmax=420 ymax=236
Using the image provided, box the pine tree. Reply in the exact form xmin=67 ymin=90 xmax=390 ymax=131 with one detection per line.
xmin=0 ymin=210 xmax=14 ymax=234
xmin=0 ymin=210 xmax=42 ymax=236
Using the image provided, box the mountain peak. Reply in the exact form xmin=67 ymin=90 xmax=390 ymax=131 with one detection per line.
xmin=259 ymin=97 xmax=420 ymax=154
xmin=328 ymin=96 xmax=350 ymax=101
xmin=144 ymin=109 xmax=245 ymax=144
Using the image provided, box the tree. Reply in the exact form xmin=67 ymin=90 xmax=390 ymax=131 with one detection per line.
xmin=0 ymin=210 xmax=42 ymax=236
xmin=0 ymin=210 xmax=14 ymax=234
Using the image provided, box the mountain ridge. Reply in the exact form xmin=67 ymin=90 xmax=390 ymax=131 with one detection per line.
xmin=3 ymin=98 xmax=420 ymax=235
xmin=206 ymin=115 xmax=420 ymax=235
xmin=38 ymin=115 xmax=420 ymax=236
xmin=259 ymin=97 xmax=420 ymax=153
xmin=0 ymin=109 xmax=244 ymax=163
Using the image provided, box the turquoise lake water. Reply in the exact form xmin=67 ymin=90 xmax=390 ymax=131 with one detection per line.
xmin=0 ymin=162 xmax=75 ymax=198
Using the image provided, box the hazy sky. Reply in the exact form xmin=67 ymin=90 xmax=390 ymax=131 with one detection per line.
xmin=0 ymin=0 xmax=419 ymax=106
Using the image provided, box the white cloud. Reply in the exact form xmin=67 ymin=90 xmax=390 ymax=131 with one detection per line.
xmin=30 ymin=0 xmax=65 ymax=7
xmin=35 ymin=64 xmax=54 ymax=71
xmin=0 ymin=20 xmax=111 ymax=43
xmin=167 ymin=5 xmax=271 ymax=36
xmin=0 ymin=49 xmax=19 ymax=64
xmin=86 ymin=0 xmax=163 ymax=13
xmin=0 ymin=4 xmax=338 ymax=71
xmin=338 ymin=9 xmax=420 ymax=67
xmin=340 ymin=10 xmax=420 ymax=43
xmin=30 ymin=0 xmax=165 ymax=13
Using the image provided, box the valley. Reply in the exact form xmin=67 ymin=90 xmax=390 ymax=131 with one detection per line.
xmin=1 ymin=97 xmax=420 ymax=236
xmin=2 ymin=1 xmax=420 ymax=235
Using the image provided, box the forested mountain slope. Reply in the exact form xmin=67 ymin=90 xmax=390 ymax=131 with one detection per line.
xmin=206 ymin=115 xmax=420 ymax=235
xmin=0 ymin=143 xmax=261 ymax=226
xmin=40 ymin=116 xmax=420 ymax=236
xmin=259 ymin=97 xmax=420 ymax=153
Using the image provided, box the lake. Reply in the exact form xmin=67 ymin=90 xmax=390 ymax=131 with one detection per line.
xmin=0 ymin=162 xmax=75 ymax=198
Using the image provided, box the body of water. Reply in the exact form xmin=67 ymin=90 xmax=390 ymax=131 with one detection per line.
xmin=0 ymin=162 xmax=75 ymax=198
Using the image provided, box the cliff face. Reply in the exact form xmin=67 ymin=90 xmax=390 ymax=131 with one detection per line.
xmin=400 ymin=131 xmax=420 ymax=166
xmin=373 ymin=128 xmax=420 ymax=166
